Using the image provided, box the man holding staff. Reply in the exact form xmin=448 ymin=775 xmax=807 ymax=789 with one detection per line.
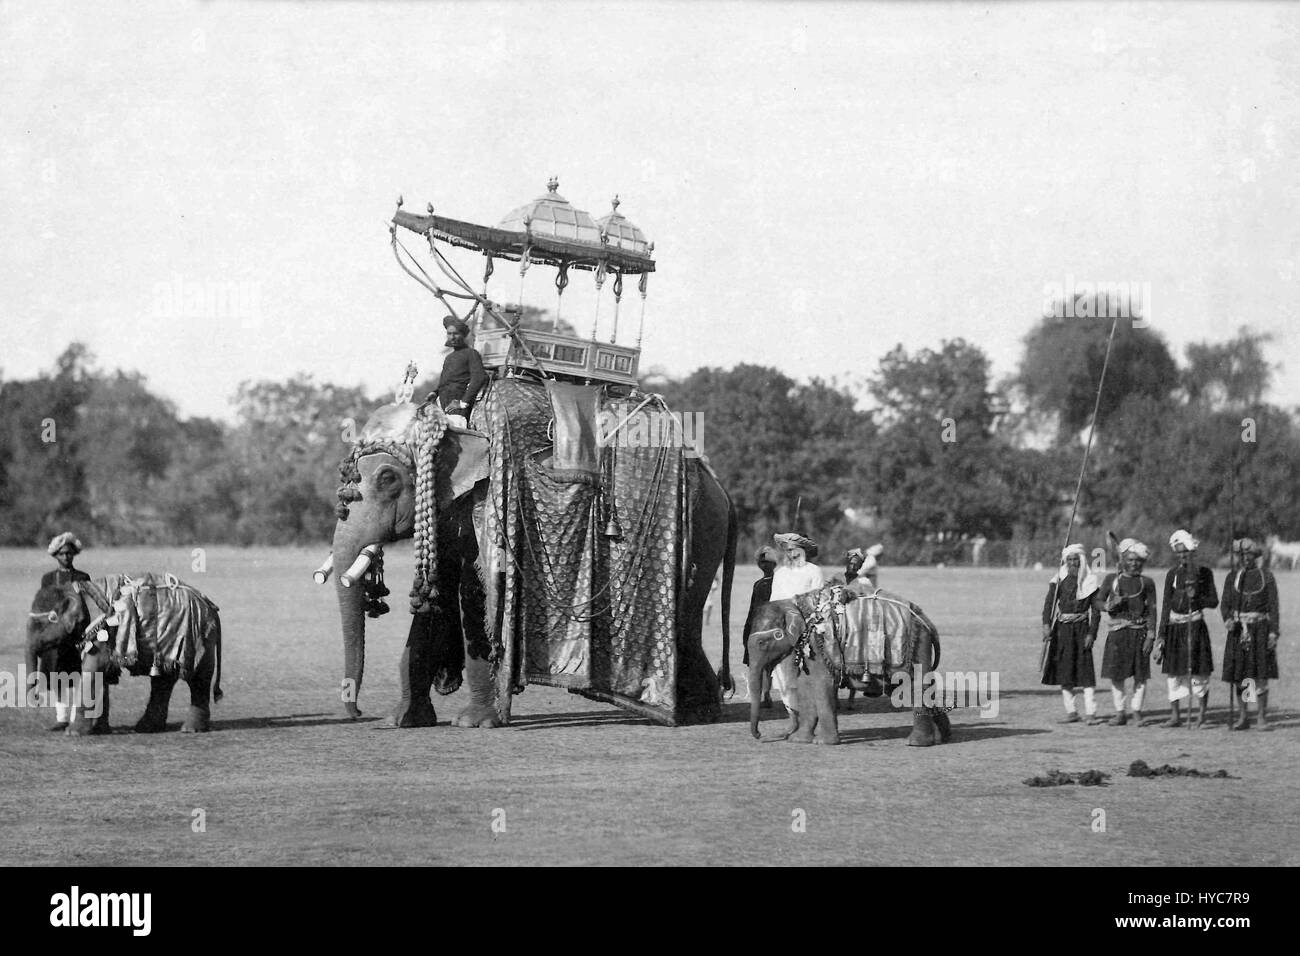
xmin=1156 ymin=530 xmax=1218 ymax=728
xmin=1098 ymin=538 xmax=1158 ymax=726
xmin=1220 ymin=537 xmax=1281 ymax=730
xmin=1041 ymin=544 xmax=1103 ymax=724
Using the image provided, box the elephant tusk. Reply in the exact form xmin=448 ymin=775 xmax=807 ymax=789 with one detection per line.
xmin=312 ymin=553 xmax=334 ymax=585
xmin=340 ymin=546 xmax=379 ymax=588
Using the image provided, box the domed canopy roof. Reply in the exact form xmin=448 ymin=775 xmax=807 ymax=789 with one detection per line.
xmin=498 ymin=177 xmax=601 ymax=245
xmin=595 ymin=196 xmax=651 ymax=257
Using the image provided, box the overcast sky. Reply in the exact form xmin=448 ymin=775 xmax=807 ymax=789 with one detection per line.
xmin=4 ymin=1 xmax=1298 ymax=421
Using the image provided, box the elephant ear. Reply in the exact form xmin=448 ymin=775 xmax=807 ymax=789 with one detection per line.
xmin=444 ymin=432 xmax=490 ymax=501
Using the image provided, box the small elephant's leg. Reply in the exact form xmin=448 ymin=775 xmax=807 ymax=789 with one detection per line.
xmin=65 ymin=673 xmax=92 ymax=737
xmin=815 ymin=672 xmax=841 ymax=745
xmin=182 ymin=651 xmax=216 ymax=733
xmin=84 ymin=663 xmax=111 ymax=735
xmin=135 ymin=673 xmax=178 ymax=733
xmin=907 ymin=709 xmax=943 ymax=746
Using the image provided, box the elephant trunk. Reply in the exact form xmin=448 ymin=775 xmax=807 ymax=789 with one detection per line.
xmin=749 ymin=659 xmax=765 ymax=739
xmin=332 ymin=528 xmax=370 ymax=718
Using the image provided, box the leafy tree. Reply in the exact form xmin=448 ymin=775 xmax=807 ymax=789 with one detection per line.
xmin=229 ymin=375 xmax=371 ymax=543
xmin=1182 ymin=327 xmax=1274 ymax=410
xmin=1018 ymin=314 xmax=1179 ymax=439
xmin=865 ymin=339 xmax=1021 ymax=539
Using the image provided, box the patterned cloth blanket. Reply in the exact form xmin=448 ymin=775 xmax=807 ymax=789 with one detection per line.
xmin=83 ymin=573 xmax=220 ymax=681
xmin=473 ymin=378 xmax=692 ymax=722
xmin=834 ymin=585 xmax=936 ymax=676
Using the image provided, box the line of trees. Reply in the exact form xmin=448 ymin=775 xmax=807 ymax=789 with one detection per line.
xmin=2 ymin=318 xmax=1297 ymax=566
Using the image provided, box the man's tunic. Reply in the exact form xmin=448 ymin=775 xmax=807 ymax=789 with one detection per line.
xmin=1041 ymin=572 xmax=1102 ymax=687
xmin=1220 ymin=567 xmax=1280 ymax=683
xmin=1099 ymin=571 xmax=1157 ymax=682
xmin=1157 ymin=565 xmax=1217 ymax=677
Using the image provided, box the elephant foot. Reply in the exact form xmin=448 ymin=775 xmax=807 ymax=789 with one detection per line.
xmin=394 ymin=698 xmax=438 ymax=728
xmin=907 ymin=711 xmax=943 ymax=747
xmin=452 ymin=703 xmax=503 ymax=728
xmin=48 ymin=721 xmax=69 ymax=733
xmin=934 ymin=710 xmax=952 ymax=742
xmin=815 ymin=731 xmax=841 ymax=745
xmin=181 ymin=708 xmax=211 ymax=733
xmin=88 ymin=718 xmax=112 ymax=736
xmin=134 ymin=716 xmax=168 ymax=734
xmin=343 ymin=701 xmax=363 ymax=720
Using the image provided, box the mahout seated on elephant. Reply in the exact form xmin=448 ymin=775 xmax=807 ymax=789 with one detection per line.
xmin=745 ymin=584 xmax=950 ymax=746
xmin=25 ymin=575 xmax=223 ymax=736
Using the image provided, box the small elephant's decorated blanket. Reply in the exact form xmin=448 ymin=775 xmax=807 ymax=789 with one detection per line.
xmin=90 ymin=574 xmax=221 ymax=681
xmin=833 ymin=585 xmax=937 ymax=676
xmin=473 ymin=378 xmax=691 ymax=723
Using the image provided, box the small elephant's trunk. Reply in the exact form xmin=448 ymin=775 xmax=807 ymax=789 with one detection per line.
xmin=749 ymin=660 xmax=765 ymax=739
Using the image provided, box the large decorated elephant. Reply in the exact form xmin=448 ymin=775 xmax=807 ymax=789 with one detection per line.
xmin=25 ymin=575 xmax=223 ymax=736
xmin=746 ymin=585 xmax=950 ymax=746
xmin=327 ymin=389 xmax=736 ymax=728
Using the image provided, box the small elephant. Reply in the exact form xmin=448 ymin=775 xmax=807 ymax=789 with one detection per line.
xmin=746 ymin=586 xmax=950 ymax=747
xmin=25 ymin=576 xmax=224 ymax=735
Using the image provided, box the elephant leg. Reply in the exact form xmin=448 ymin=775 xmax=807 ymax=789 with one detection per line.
xmin=84 ymin=662 xmax=111 ymax=735
xmin=815 ymin=670 xmax=841 ymax=745
xmin=907 ymin=709 xmax=944 ymax=746
xmin=450 ymin=512 xmax=503 ymax=729
xmin=64 ymin=673 xmax=92 ymax=737
xmin=182 ymin=652 xmax=216 ymax=733
xmin=934 ymin=708 xmax=952 ymax=742
xmin=391 ymin=611 xmax=440 ymax=728
xmin=676 ymin=632 xmax=723 ymax=725
xmin=135 ymin=673 xmax=178 ymax=733
xmin=453 ymin=656 xmax=502 ymax=728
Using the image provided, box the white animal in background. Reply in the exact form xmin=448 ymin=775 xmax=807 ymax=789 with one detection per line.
xmin=1266 ymin=534 xmax=1300 ymax=570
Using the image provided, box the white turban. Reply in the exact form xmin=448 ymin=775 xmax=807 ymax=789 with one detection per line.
xmin=1169 ymin=529 xmax=1198 ymax=552
xmin=47 ymin=532 xmax=82 ymax=556
xmin=1052 ymin=543 xmax=1098 ymax=599
xmin=1118 ymin=538 xmax=1150 ymax=559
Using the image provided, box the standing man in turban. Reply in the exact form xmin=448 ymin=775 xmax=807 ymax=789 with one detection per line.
xmin=436 ymin=315 xmax=486 ymax=428
xmin=1220 ymin=538 xmax=1281 ymax=729
xmin=1157 ymin=530 xmax=1218 ymax=728
xmin=39 ymin=532 xmax=92 ymax=730
xmin=1041 ymin=543 xmax=1103 ymax=723
xmin=1098 ymin=538 xmax=1158 ymax=726
xmin=43 ymin=532 xmax=90 ymax=588
xmin=768 ymin=532 xmax=825 ymax=727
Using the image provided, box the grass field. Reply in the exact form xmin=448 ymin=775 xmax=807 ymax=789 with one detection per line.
xmin=2 ymin=546 xmax=1297 ymax=866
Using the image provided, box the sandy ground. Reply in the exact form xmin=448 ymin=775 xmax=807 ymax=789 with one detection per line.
xmin=1 ymin=546 xmax=1296 ymax=866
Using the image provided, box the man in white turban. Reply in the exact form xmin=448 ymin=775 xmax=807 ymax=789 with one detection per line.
xmin=768 ymin=532 xmax=825 ymax=724
xmin=38 ymin=532 xmax=92 ymax=730
xmin=43 ymin=532 xmax=90 ymax=589
xmin=1041 ymin=543 xmax=1103 ymax=723
xmin=1097 ymin=538 xmax=1158 ymax=725
xmin=1157 ymin=530 xmax=1218 ymax=727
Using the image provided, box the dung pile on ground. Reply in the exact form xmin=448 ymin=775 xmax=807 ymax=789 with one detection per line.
xmin=1023 ymin=769 xmax=1110 ymax=787
xmin=1127 ymin=759 xmax=1234 ymax=779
